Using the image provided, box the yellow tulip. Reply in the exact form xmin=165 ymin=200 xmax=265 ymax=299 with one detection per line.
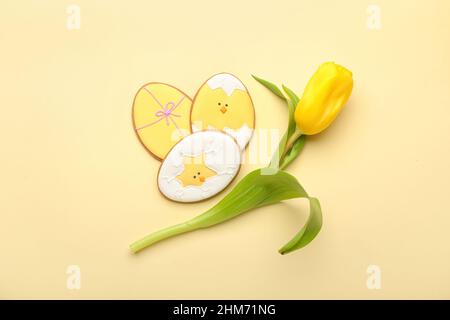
xmin=294 ymin=62 xmax=353 ymax=135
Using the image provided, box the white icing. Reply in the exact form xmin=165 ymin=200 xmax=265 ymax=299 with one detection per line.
xmin=223 ymin=123 xmax=253 ymax=150
xmin=158 ymin=131 xmax=241 ymax=203
xmin=191 ymin=122 xmax=201 ymax=133
xmin=206 ymin=73 xmax=246 ymax=96
xmin=191 ymin=123 xmax=253 ymax=150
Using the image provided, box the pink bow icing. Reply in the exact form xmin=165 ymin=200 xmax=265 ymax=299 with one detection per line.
xmin=154 ymin=101 xmax=181 ymax=126
xmin=135 ymin=87 xmax=185 ymax=134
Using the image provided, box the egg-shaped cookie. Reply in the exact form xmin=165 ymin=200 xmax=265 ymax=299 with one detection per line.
xmin=190 ymin=73 xmax=255 ymax=150
xmin=158 ymin=130 xmax=241 ymax=203
xmin=133 ymin=83 xmax=192 ymax=160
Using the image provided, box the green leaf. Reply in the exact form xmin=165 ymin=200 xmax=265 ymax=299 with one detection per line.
xmin=130 ymin=169 xmax=322 ymax=255
xmin=251 ymin=81 xmax=299 ymax=169
xmin=190 ymin=169 xmax=307 ymax=227
xmin=279 ymin=197 xmax=322 ymax=254
xmin=286 ymin=97 xmax=297 ymax=138
xmin=282 ymin=84 xmax=300 ymax=106
xmin=268 ymin=99 xmax=298 ymax=169
xmin=279 ymin=135 xmax=306 ymax=170
xmin=282 ymin=85 xmax=300 ymax=138
xmin=252 ymin=75 xmax=286 ymax=101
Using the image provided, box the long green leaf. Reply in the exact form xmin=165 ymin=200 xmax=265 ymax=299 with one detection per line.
xmin=130 ymin=169 xmax=322 ymax=255
xmin=279 ymin=197 xmax=322 ymax=254
xmin=252 ymin=75 xmax=286 ymax=101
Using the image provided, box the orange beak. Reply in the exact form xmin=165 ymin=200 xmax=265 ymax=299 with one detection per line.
xmin=220 ymin=106 xmax=227 ymax=114
xmin=199 ymin=176 xmax=205 ymax=182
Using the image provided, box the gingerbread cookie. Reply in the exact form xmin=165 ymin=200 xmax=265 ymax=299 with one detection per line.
xmin=133 ymin=83 xmax=192 ymax=160
xmin=190 ymin=73 xmax=255 ymax=150
xmin=157 ymin=130 xmax=241 ymax=203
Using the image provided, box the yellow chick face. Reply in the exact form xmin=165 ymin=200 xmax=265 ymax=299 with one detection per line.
xmin=176 ymin=153 xmax=217 ymax=187
xmin=191 ymin=73 xmax=255 ymax=131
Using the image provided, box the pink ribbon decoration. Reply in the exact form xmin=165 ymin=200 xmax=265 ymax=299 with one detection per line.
xmin=135 ymin=87 xmax=185 ymax=135
xmin=154 ymin=101 xmax=181 ymax=126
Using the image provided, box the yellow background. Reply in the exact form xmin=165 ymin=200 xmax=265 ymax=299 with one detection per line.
xmin=1 ymin=0 xmax=449 ymax=299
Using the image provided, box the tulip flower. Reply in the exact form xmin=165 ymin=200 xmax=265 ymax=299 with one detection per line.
xmin=274 ymin=62 xmax=353 ymax=167
xmin=294 ymin=62 xmax=353 ymax=135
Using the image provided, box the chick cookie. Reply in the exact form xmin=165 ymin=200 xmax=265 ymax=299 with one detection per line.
xmin=158 ymin=130 xmax=241 ymax=203
xmin=176 ymin=153 xmax=218 ymax=187
xmin=190 ymin=73 xmax=255 ymax=150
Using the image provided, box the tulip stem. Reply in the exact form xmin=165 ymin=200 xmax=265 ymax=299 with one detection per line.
xmin=130 ymin=222 xmax=197 ymax=253
xmin=281 ymin=128 xmax=303 ymax=160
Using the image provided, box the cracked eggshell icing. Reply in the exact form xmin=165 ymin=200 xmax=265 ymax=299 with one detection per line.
xmin=133 ymin=83 xmax=192 ymax=160
xmin=190 ymin=73 xmax=255 ymax=150
xmin=158 ymin=131 xmax=241 ymax=203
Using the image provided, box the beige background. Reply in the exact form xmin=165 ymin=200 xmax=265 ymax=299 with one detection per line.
xmin=1 ymin=0 xmax=449 ymax=299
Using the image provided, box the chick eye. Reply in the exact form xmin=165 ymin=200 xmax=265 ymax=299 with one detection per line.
xmin=193 ymin=176 xmax=196 ymax=179
xmin=197 ymin=172 xmax=200 ymax=175
xmin=218 ymin=102 xmax=221 ymax=106
xmin=225 ymin=104 xmax=228 ymax=107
